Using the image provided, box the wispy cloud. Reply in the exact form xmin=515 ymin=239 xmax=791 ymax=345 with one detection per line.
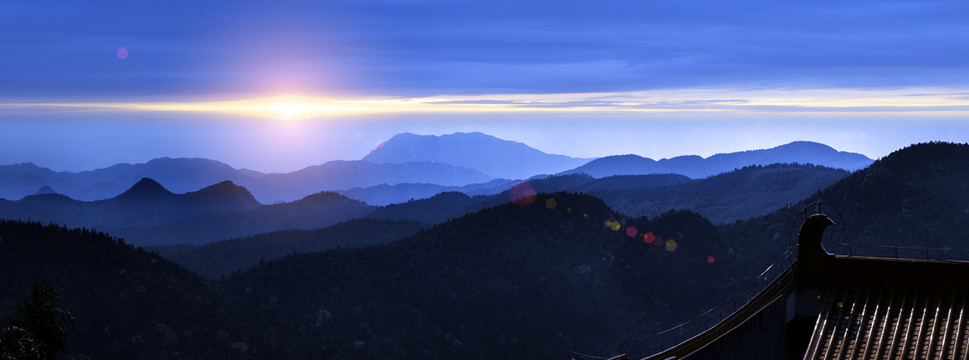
xmin=4 ymin=88 xmax=969 ymax=119
xmin=5 ymin=1 xmax=969 ymax=98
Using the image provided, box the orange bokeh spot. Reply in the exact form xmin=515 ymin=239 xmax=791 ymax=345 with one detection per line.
xmin=509 ymin=182 xmax=536 ymax=207
xmin=665 ymin=239 xmax=678 ymax=252
xmin=545 ymin=198 xmax=557 ymax=209
xmin=604 ymin=220 xmax=621 ymax=231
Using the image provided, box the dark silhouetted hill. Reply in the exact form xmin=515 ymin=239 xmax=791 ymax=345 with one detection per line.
xmin=113 ymin=177 xmax=177 ymax=202
xmin=362 ymin=132 xmax=591 ymax=179
xmin=0 ymin=220 xmax=246 ymax=359
xmin=157 ymin=218 xmax=427 ymax=279
xmin=719 ymin=142 xmax=969 ymax=278
xmin=220 ymin=193 xmax=738 ymax=359
xmin=790 ymin=142 xmax=969 ymax=251
xmin=562 ymin=141 xmax=872 ymax=179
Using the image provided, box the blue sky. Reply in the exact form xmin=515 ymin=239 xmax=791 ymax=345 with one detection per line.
xmin=2 ymin=0 xmax=969 ymax=171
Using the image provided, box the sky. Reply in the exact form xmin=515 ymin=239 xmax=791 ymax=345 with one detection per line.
xmin=2 ymin=0 xmax=969 ymax=172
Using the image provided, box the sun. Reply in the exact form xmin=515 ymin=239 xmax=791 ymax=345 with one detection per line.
xmin=257 ymin=96 xmax=339 ymax=121
xmin=267 ymin=100 xmax=315 ymax=121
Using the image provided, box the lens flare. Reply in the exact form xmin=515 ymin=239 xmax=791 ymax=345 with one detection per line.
xmin=509 ymin=182 xmax=536 ymax=207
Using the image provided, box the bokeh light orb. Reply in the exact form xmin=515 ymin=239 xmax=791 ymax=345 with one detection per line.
xmin=509 ymin=182 xmax=536 ymax=207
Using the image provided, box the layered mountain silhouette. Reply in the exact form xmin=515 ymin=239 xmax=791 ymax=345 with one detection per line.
xmin=111 ymin=190 xmax=375 ymax=246
xmin=0 ymin=159 xmax=856 ymax=247
xmin=249 ymin=160 xmax=492 ymax=203
xmin=0 ymin=162 xmax=63 ymax=200
xmin=0 ymin=158 xmax=259 ymax=202
xmin=363 ymin=132 xmax=591 ymax=179
xmin=364 ymin=165 xmax=848 ymax=226
xmin=561 ymin=141 xmax=872 ymax=179
xmin=0 ymin=179 xmax=375 ymax=246
xmin=0 ymin=178 xmax=260 ymax=230
xmin=0 ymin=158 xmax=492 ymax=204
xmin=595 ymin=164 xmax=850 ymax=224
xmin=2 ymin=142 xmax=968 ymax=360
xmin=0 ymin=134 xmax=872 ymax=206
xmin=218 ymin=142 xmax=969 ymax=358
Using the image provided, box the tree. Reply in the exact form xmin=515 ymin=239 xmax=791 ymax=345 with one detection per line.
xmin=0 ymin=279 xmax=75 ymax=360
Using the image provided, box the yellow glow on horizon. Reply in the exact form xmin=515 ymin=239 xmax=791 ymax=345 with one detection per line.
xmin=4 ymin=87 xmax=969 ymax=119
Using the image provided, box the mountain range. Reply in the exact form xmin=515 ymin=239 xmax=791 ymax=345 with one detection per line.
xmin=0 ymin=142 xmax=965 ymax=359
xmin=0 ymin=159 xmax=492 ymax=205
xmin=0 ymin=161 xmax=851 ymax=247
xmin=0 ymin=178 xmax=260 ymax=230
xmin=0 ymin=179 xmax=375 ymax=246
xmin=0 ymin=133 xmax=873 ymax=205
xmin=562 ymin=141 xmax=872 ymax=179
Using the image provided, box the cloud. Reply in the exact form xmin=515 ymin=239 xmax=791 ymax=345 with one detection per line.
xmin=4 ymin=1 xmax=969 ymax=98
xmin=5 ymin=87 xmax=969 ymax=117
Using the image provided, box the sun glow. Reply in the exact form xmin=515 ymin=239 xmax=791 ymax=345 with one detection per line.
xmin=259 ymin=97 xmax=342 ymax=121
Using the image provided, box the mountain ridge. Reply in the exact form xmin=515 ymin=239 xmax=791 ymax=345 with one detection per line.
xmin=0 ymin=177 xmax=262 ymax=238
xmin=363 ymin=132 xmax=592 ymax=179
xmin=0 ymin=135 xmax=872 ymax=203
xmin=562 ymin=140 xmax=872 ymax=179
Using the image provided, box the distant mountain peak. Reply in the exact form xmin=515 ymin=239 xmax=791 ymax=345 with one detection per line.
xmin=187 ymin=180 xmax=262 ymax=207
xmin=295 ymin=191 xmax=360 ymax=205
xmin=115 ymin=177 xmax=175 ymax=200
xmin=194 ymin=180 xmax=248 ymax=196
xmin=783 ymin=140 xmax=827 ymax=146
xmin=612 ymin=154 xmax=651 ymax=160
xmin=34 ymin=185 xmax=56 ymax=195
xmin=205 ymin=179 xmax=237 ymax=188
xmin=772 ymin=141 xmax=838 ymax=152
xmin=364 ymin=132 xmax=591 ymax=179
